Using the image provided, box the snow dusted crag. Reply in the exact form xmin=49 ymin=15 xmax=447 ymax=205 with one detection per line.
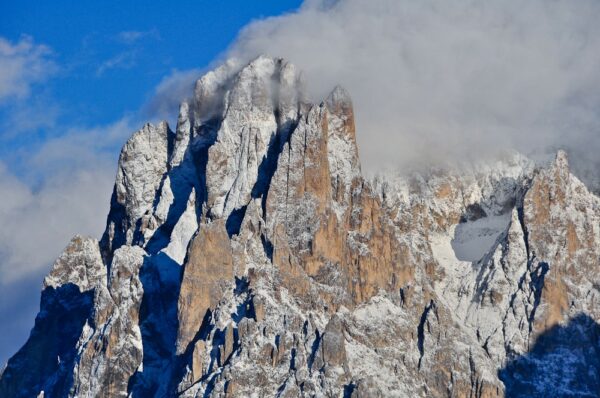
xmin=2 ymin=56 xmax=600 ymax=398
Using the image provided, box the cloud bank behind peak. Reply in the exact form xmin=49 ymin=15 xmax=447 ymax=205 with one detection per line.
xmin=226 ymin=0 xmax=600 ymax=177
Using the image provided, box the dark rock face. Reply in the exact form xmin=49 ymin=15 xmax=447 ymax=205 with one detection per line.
xmin=0 ymin=284 xmax=94 ymax=398
xmin=1 ymin=57 xmax=599 ymax=397
xmin=500 ymin=314 xmax=600 ymax=397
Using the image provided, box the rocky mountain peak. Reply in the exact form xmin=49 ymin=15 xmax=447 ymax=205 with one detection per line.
xmin=553 ymin=148 xmax=569 ymax=170
xmin=2 ymin=57 xmax=600 ymax=398
xmin=326 ymin=85 xmax=352 ymax=109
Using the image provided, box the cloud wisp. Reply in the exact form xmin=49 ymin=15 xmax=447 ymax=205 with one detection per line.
xmin=96 ymin=29 xmax=160 ymax=76
xmin=96 ymin=50 xmax=139 ymax=76
xmin=0 ymin=36 xmax=57 ymax=103
xmin=143 ymin=67 xmax=202 ymax=123
xmin=227 ymin=0 xmax=600 ymax=175
xmin=116 ymin=29 xmax=160 ymax=45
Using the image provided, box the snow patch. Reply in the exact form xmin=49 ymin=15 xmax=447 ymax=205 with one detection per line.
xmin=451 ymin=213 xmax=511 ymax=262
xmin=161 ymin=188 xmax=198 ymax=265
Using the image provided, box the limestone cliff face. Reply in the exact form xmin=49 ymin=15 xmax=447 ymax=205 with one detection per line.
xmin=2 ymin=57 xmax=600 ymax=398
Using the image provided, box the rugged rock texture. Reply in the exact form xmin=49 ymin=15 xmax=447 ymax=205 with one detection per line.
xmin=177 ymin=220 xmax=234 ymax=355
xmin=2 ymin=56 xmax=599 ymax=398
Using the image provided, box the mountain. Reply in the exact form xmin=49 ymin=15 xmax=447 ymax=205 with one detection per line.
xmin=1 ymin=56 xmax=599 ymax=397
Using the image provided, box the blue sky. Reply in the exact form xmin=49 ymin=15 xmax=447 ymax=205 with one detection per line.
xmin=0 ymin=0 xmax=302 ymax=367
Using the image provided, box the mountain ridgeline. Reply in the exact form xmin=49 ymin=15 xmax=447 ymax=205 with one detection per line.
xmin=1 ymin=56 xmax=600 ymax=397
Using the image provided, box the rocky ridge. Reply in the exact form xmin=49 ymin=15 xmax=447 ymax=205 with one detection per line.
xmin=1 ymin=56 xmax=599 ymax=397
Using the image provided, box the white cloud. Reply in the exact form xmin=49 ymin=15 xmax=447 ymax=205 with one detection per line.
xmin=0 ymin=118 xmax=135 ymax=282
xmin=96 ymin=29 xmax=160 ymax=76
xmin=28 ymin=117 xmax=134 ymax=173
xmin=143 ymin=68 xmax=202 ymax=122
xmin=227 ymin=0 xmax=600 ymax=174
xmin=0 ymin=164 xmax=113 ymax=282
xmin=96 ymin=51 xmax=138 ymax=76
xmin=0 ymin=36 xmax=57 ymax=103
xmin=0 ymin=96 xmax=60 ymax=136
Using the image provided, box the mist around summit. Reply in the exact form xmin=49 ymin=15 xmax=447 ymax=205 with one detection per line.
xmin=223 ymin=0 xmax=600 ymax=186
